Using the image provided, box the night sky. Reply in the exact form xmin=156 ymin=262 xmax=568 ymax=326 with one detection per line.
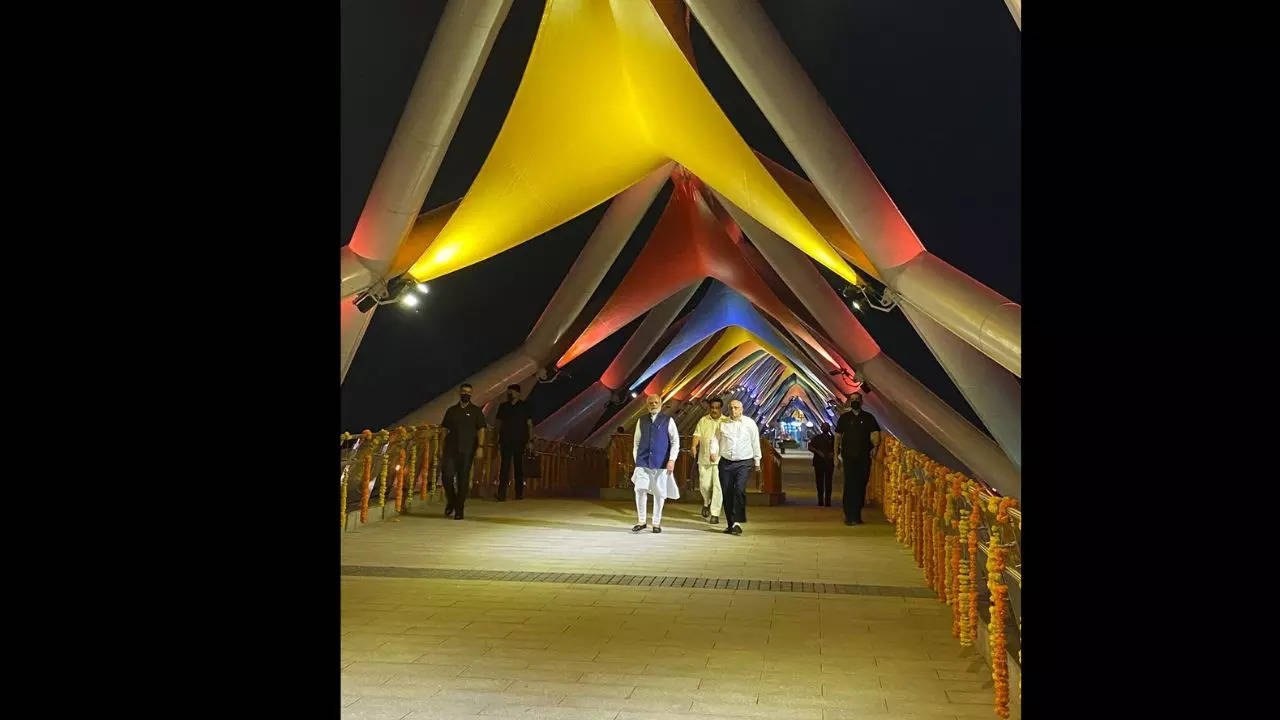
xmin=340 ymin=0 xmax=1020 ymax=435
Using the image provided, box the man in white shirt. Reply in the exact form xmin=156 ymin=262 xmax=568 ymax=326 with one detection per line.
xmin=689 ymin=397 xmax=726 ymax=524
xmin=631 ymin=394 xmax=680 ymax=533
xmin=708 ymin=398 xmax=761 ymax=536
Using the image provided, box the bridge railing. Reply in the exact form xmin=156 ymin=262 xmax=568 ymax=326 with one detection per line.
xmin=870 ymin=433 xmax=1022 ymax=719
xmin=339 ymin=426 xmax=609 ymax=526
xmin=340 ymin=426 xmax=447 ymax=524
xmin=469 ymin=429 xmax=609 ymax=499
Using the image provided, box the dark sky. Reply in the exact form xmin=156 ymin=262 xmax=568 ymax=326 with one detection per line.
xmin=340 ymin=0 xmax=1020 ymax=434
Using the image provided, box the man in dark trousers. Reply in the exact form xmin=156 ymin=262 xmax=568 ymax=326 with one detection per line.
xmin=708 ymin=398 xmax=760 ymax=536
xmin=807 ymin=422 xmax=836 ymax=507
xmin=440 ymin=382 xmax=486 ymax=520
xmin=494 ymin=383 xmax=534 ymax=501
xmin=834 ymin=394 xmax=880 ymax=526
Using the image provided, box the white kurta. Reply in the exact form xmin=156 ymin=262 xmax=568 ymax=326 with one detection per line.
xmin=631 ymin=413 xmax=681 ymax=501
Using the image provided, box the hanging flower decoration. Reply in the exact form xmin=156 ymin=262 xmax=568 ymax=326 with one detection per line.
xmin=392 ymin=428 xmax=408 ymax=513
xmin=957 ymin=500 xmax=972 ymax=646
xmin=375 ymin=429 xmax=392 ymax=509
xmin=339 ymin=433 xmax=351 ymax=531
xmin=359 ymin=429 xmax=374 ymax=523
xmin=405 ymin=426 xmax=419 ymax=513
xmin=966 ymin=482 xmax=980 ymax=643
xmin=935 ymin=475 xmax=948 ymax=601
xmin=986 ymin=529 xmax=1011 ymax=718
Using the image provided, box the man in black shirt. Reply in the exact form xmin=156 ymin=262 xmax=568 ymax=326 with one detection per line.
xmin=807 ymin=422 xmax=836 ymax=507
xmin=494 ymin=383 xmax=534 ymax=501
xmin=440 ymin=382 xmax=486 ymax=520
xmin=834 ymin=394 xmax=881 ymax=526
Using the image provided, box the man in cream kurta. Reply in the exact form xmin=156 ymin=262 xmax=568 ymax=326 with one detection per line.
xmin=631 ymin=394 xmax=680 ymax=533
xmin=689 ymin=397 xmax=726 ymax=524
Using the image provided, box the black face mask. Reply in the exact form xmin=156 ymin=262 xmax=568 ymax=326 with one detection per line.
xmin=507 ymin=392 xmax=516 ymax=401
xmin=850 ymin=402 xmax=861 ymax=411
xmin=460 ymin=394 xmax=472 ymax=404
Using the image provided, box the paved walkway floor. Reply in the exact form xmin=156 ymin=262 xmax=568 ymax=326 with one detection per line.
xmin=341 ymin=457 xmax=1012 ymax=720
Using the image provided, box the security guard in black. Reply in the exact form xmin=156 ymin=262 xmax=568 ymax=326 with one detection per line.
xmin=440 ymin=383 xmax=486 ymax=519
xmin=835 ymin=395 xmax=881 ymax=525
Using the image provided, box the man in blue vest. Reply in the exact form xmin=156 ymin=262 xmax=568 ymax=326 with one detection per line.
xmin=631 ymin=394 xmax=680 ymax=533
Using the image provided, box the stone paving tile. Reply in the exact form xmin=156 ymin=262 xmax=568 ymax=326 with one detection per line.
xmin=342 ymin=470 xmax=1016 ymax=719
xmin=506 ymin=680 xmax=633 ymax=699
xmin=477 ymin=707 xmax=618 ymax=719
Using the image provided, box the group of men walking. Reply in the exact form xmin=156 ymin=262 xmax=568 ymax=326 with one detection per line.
xmin=435 ymin=380 xmax=880 ymax=530
xmin=630 ymin=394 xmax=760 ymax=535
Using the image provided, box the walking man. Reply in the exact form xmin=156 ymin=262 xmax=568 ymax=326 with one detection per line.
xmin=834 ymin=394 xmax=881 ymax=525
xmin=494 ymin=383 xmax=534 ymax=501
xmin=631 ymin=394 xmax=680 ymax=533
xmin=807 ymin=422 xmax=835 ymax=507
xmin=708 ymin=398 xmax=760 ymax=536
xmin=440 ymin=382 xmax=486 ymax=520
xmin=689 ymin=397 xmax=725 ymax=524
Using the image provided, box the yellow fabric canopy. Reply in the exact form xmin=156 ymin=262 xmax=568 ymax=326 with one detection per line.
xmin=661 ymin=327 xmax=825 ymax=403
xmin=406 ymin=0 xmax=858 ymax=286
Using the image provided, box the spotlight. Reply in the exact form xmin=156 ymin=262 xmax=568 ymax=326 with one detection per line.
xmin=630 ymin=391 xmax=638 ymax=398
xmin=401 ymin=293 xmax=419 ymax=308
xmin=416 ymin=283 xmax=430 ymax=294
xmin=805 ymin=421 xmax=814 ymax=427
xmin=850 ymin=299 xmax=862 ymax=311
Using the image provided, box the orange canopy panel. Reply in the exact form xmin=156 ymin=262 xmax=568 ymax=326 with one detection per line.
xmin=405 ymin=0 xmax=858 ymax=287
xmin=558 ymin=179 xmax=836 ymax=368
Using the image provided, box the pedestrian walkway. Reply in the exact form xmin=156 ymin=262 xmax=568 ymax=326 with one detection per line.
xmin=341 ymin=471 xmax=1011 ymax=720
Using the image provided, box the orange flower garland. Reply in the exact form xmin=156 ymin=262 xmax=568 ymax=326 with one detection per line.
xmin=950 ymin=474 xmax=963 ymax=637
xmin=935 ymin=478 xmax=947 ymax=601
xmin=875 ymin=431 xmax=1021 ymax=720
xmin=376 ymin=430 xmax=391 ymax=509
xmin=393 ymin=446 xmax=407 ymax=512
xmin=339 ymin=456 xmax=350 ymax=531
xmin=957 ymin=510 xmax=971 ymax=645
xmin=927 ymin=476 xmax=937 ymax=582
xmin=359 ymin=455 xmax=372 ymax=523
xmin=966 ymin=483 xmax=980 ymax=642
xmin=340 ymin=433 xmax=351 ymax=530
xmin=986 ymin=530 xmax=1011 ymax=718
xmin=997 ymin=496 xmax=1016 ymax=523
xmin=405 ymin=429 xmax=419 ymax=513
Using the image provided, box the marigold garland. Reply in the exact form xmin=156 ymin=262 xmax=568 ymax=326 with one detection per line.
xmin=373 ymin=430 xmax=391 ymax=510
xmin=997 ymin=496 xmax=1016 ymax=523
xmin=942 ymin=479 xmax=952 ymax=597
xmin=947 ymin=533 xmax=958 ymax=606
xmin=359 ymin=453 xmax=372 ymax=523
xmin=405 ymin=429 xmax=419 ymax=513
xmin=986 ymin=531 xmax=1010 ymax=718
xmin=957 ymin=504 xmax=971 ymax=645
xmin=339 ymin=466 xmax=349 ymax=531
xmin=926 ymin=477 xmax=936 ymax=584
xmin=872 ymin=433 xmax=1021 ymax=720
xmin=966 ymin=483 xmax=980 ymax=642
xmin=393 ymin=446 xmax=407 ymax=512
